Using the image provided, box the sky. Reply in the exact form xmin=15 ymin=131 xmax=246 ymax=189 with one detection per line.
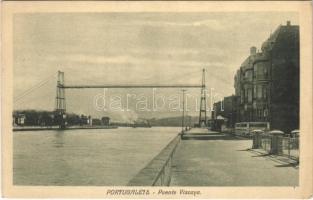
xmin=13 ymin=12 xmax=298 ymax=122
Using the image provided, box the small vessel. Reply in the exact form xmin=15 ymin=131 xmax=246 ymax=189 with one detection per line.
xmin=131 ymin=120 xmax=151 ymax=128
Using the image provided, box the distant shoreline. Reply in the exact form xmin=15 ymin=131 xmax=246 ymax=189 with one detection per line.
xmin=13 ymin=125 xmax=185 ymax=132
xmin=13 ymin=126 xmax=118 ymax=132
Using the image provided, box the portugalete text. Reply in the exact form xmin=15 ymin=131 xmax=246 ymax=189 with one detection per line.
xmin=107 ymin=189 xmax=149 ymax=195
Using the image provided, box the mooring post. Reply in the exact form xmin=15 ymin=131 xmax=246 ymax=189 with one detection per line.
xmin=270 ymin=132 xmax=284 ymax=155
xmin=252 ymin=132 xmax=262 ymax=149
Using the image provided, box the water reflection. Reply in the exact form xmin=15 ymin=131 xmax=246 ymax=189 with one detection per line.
xmin=51 ymin=130 xmax=71 ymax=185
xmin=53 ymin=131 xmax=65 ymax=148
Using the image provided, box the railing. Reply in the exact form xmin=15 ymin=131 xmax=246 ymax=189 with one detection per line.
xmin=281 ymin=137 xmax=299 ymax=160
xmin=152 ymin=145 xmax=176 ymax=186
xmin=260 ymin=136 xmax=271 ymax=152
xmin=253 ymin=134 xmax=299 ymax=161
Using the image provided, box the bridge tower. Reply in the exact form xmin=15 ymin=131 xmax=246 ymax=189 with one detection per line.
xmin=198 ymin=68 xmax=207 ymax=127
xmin=55 ymin=71 xmax=66 ymax=129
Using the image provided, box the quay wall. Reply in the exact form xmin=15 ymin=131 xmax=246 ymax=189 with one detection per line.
xmin=127 ymin=133 xmax=181 ymax=186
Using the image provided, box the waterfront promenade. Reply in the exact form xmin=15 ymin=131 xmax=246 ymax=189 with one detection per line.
xmin=170 ymin=128 xmax=298 ymax=186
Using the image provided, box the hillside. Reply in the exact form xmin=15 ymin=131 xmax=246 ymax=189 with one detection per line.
xmin=148 ymin=116 xmax=199 ymax=127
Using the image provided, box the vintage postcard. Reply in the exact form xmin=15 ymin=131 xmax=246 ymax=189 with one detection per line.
xmin=1 ymin=1 xmax=312 ymax=198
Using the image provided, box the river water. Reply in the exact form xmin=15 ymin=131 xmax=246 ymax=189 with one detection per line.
xmin=13 ymin=127 xmax=179 ymax=186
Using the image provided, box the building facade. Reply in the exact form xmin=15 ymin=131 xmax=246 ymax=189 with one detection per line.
xmin=223 ymin=95 xmax=238 ymax=128
xmin=101 ymin=117 xmax=110 ymax=126
xmin=234 ymin=21 xmax=299 ymax=133
xmin=13 ymin=114 xmax=26 ymax=126
xmin=211 ymin=95 xmax=238 ymax=130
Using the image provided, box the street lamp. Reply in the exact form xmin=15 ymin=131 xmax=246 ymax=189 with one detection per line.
xmin=181 ymin=89 xmax=187 ymax=133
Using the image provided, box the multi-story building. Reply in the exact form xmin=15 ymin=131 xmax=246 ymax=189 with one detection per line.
xmin=13 ymin=114 xmax=26 ymax=126
xmin=211 ymin=101 xmax=223 ymax=120
xmin=211 ymin=100 xmax=224 ymax=131
xmin=223 ymin=95 xmax=238 ymax=128
xmin=234 ymin=21 xmax=299 ymax=133
xmin=211 ymin=95 xmax=238 ymax=130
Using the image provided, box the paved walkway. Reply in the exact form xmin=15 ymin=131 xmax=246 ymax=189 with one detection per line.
xmin=171 ymin=129 xmax=298 ymax=186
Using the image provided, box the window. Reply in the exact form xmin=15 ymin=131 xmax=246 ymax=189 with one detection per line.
xmin=254 ymin=62 xmax=268 ymax=80
xmin=241 ymin=90 xmax=244 ymax=103
xmin=255 ymin=85 xmax=267 ymax=100
xmin=253 ymin=67 xmax=257 ymax=79
xmin=264 ymin=67 xmax=268 ymax=77
xmin=257 ymin=85 xmax=262 ymax=99
xmin=248 ymin=88 xmax=253 ymax=103
xmin=245 ymin=70 xmax=253 ymax=81
xmin=262 ymin=85 xmax=268 ymax=99
xmin=244 ymin=88 xmax=248 ymax=102
xmin=257 ymin=65 xmax=264 ymax=79
xmin=253 ymin=85 xmax=257 ymax=98
xmin=259 ymin=109 xmax=263 ymax=119
xmin=264 ymin=109 xmax=268 ymax=117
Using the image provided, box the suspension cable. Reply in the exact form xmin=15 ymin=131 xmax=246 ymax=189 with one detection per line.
xmin=14 ymin=73 xmax=57 ymax=103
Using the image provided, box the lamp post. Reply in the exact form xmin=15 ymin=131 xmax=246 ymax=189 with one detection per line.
xmin=181 ymin=89 xmax=187 ymax=133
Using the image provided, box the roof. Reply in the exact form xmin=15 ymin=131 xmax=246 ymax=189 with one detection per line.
xmin=261 ymin=24 xmax=299 ymax=52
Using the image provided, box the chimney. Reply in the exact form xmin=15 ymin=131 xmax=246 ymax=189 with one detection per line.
xmin=287 ymin=21 xmax=291 ymax=26
xmin=250 ymin=46 xmax=257 ymax=55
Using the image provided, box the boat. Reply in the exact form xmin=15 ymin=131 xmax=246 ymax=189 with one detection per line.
xmin=131 ymin=120 xmax=151 ymax=128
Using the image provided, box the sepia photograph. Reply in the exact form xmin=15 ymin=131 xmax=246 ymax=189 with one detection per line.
xmin=1 ymin=1 xmax=312 ymax=198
